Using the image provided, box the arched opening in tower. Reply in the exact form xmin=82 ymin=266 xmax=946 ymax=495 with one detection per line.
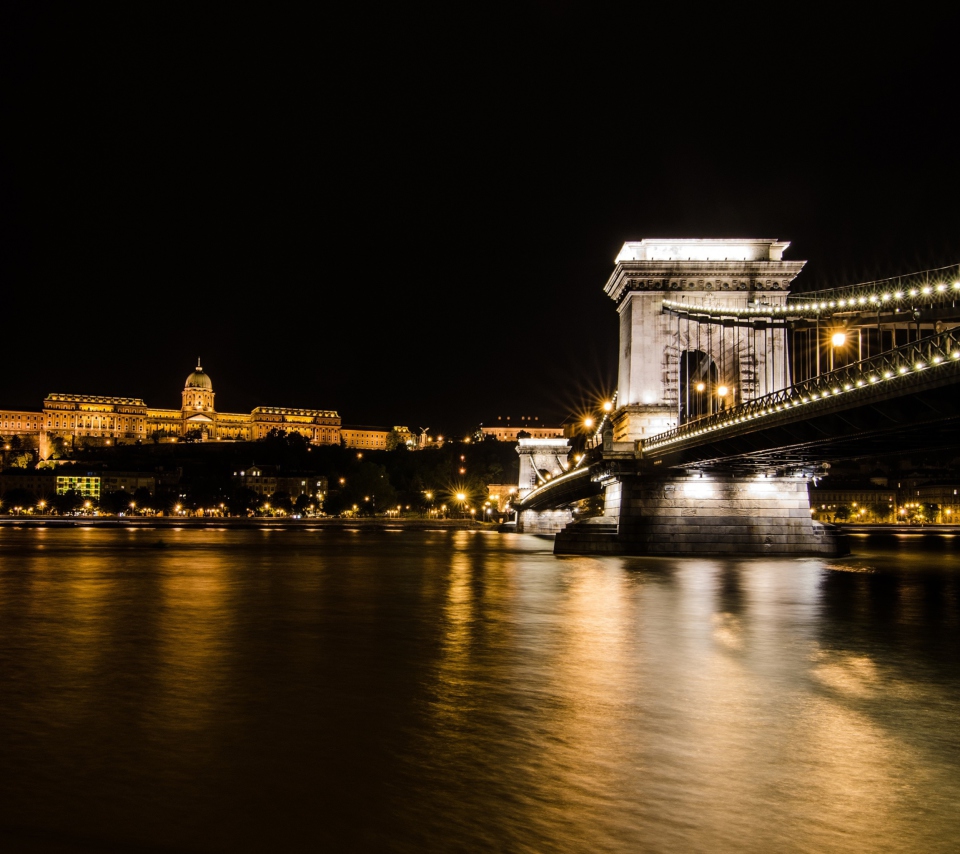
xmin=679 ymin=350 xmax=719 ymax=424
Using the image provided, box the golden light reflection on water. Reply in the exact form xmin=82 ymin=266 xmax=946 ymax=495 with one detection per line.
xmin=1 ymin=529 xmax=960 ymax=852
xmin=152 ymin=556 xmax=232 ymax=733
xmin=433 ymin=549 xmax=475 ymax=724
xmin=711 ymin=610 xmax=744 ymax=651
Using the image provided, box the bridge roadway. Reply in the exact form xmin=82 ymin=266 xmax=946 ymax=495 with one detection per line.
xmin=516 ymin=328 xmax=960 ymax=512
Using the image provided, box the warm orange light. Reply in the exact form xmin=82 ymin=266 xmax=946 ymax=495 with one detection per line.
xmin=831 ymin=331 xmax=847 ymax=347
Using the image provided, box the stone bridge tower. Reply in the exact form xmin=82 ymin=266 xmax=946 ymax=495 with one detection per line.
xmin=603 ymin=239 xmax=806 ymax=442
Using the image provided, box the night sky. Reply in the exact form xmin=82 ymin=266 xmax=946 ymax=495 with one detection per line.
xmin=3 ymin=6 xmax=957 ymax=436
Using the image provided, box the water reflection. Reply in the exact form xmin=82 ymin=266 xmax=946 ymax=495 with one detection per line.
xmin=153 ymin=556 xmax=233 ymax=733
xmin=0 ymin=529 xmax=958 ymax=852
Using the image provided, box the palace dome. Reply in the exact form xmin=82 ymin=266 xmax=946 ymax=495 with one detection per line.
xmin=185 ymin=360 xmax=213 ymax=390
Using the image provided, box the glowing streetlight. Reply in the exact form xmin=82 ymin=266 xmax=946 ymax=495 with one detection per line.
xmin=602 ymin=400 xmax=613 ymax=412
xmin=830 ymin=330 xmax=847 ymax=371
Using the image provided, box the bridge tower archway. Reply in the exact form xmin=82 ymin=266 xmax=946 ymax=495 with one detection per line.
xmin=603 ymin=239 xmax=806 ymax=442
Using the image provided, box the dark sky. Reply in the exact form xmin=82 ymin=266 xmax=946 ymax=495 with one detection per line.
xmin=3 ymin=5 xmax=957 ymax=436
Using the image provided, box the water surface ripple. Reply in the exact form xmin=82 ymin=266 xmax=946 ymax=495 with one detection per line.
xmin=1 ymin=528 xmax=958 ymax=852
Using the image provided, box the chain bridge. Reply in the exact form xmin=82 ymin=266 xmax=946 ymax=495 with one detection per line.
xmin=511 ymin=239 xmax=960 ymax=556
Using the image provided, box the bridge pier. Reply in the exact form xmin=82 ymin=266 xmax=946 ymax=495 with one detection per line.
xmin=555 ymin=472 xmax=848 ymax=556
xmin=517 ymin=508 xmax=575 ymax=535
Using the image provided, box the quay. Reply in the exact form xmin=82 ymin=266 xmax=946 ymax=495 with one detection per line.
xmin=0 ymin=515 xmax=488 ymax=531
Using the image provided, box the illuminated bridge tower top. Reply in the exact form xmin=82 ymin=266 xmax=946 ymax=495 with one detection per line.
xmin=604 ymin=238 xmax=806 ymax=443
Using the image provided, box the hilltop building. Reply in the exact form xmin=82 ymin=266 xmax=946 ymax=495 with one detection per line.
xmin=480 ymin=416 xmax=563 ymax=442
xmin=0 ymin=361 xmax=341 ymax=459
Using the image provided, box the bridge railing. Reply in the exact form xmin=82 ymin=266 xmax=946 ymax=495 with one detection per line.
xmin=643 ymin=329 xmax=960 ymax=452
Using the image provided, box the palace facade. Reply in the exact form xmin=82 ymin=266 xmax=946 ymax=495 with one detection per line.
xmin=1 ymin=362 xmax=341 ymax=459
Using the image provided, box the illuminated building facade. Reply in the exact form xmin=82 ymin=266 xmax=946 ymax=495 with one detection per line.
xmin=0 ymin=362 xmax=341 ymax=459
xmin=481 ymin=416 xmax=563 ymax=442
xmin=340 ymin=426 xmax=391 ymax=450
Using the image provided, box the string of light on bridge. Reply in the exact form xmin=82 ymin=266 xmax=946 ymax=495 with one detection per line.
xmin=643 ymin=330 xmax=960 ymax=452
xmin=662 ymin=265 xmax=960 ymax=320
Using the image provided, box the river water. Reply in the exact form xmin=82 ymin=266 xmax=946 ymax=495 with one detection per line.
xmin=1 ymin=527 xmax=958 ymax=853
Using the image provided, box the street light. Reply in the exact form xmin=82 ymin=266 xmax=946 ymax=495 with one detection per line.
xmin=830 ymin=330 xmax=847 ymax=371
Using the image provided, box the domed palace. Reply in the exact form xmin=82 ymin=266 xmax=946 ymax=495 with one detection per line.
xmin=0 ymin=360 xmax=340 ymax=458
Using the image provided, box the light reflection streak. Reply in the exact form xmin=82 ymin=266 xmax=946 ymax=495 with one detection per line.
xmin=152 ymin=556 xmax=232 ymax=733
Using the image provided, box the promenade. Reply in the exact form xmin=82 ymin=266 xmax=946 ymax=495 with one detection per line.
xmin=0 ymin=515 xmax=488 ymax=530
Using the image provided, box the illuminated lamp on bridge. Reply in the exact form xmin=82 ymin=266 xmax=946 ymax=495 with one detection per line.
xmin=830 ymin=330 xmax=847 ymax=371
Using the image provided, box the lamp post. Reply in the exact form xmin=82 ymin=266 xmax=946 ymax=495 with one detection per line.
xmin=830 ymin=331 xmax=846 ymax=372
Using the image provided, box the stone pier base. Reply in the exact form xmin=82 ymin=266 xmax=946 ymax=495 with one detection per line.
xmin=555 ymin=473 xmax=848 ymax=556
xmin=517 ymin=508 xmax=575 ymax=535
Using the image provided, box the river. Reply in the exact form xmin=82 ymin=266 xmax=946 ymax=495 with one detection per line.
xmin=1 ymin=527 xmax=958 ymax=853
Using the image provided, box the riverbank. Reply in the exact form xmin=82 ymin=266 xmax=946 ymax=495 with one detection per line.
xmin=839 ymin=524 xmax=960 ymax=534
xmin=0 ymin=515 xmax=491 ymax=530
xmin=4 ymin=517 xmax=959 ymax=534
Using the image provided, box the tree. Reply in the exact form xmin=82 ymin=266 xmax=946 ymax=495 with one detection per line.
xmin=100 ymin=490 xmax=134 ymax=515
xmin=6 ymin=452 xmax=32 ymax=469
xmin=229 ymin=486 xmax=261 ymax=516
xmin=48 ymin=435 xmax=68 ymax=459
xmin=386 ymin=429 xmax=410 ymax=451
xmin=50 ymin=489 xmax=84 ymax=515
xmin=182 ymin=475 xmax=228 ymax=511
xmin=133 ymin=487 xmax=155 ymax=513
xmin=262 ymin=429 xmax=311 ymax=469
xmin=2 ymin=487 xmax=37 ymax=512
xmin=294 ymin=494 xmax=312 ymax=515
xmin=269 ymin=490 xmax=293 ymax=515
